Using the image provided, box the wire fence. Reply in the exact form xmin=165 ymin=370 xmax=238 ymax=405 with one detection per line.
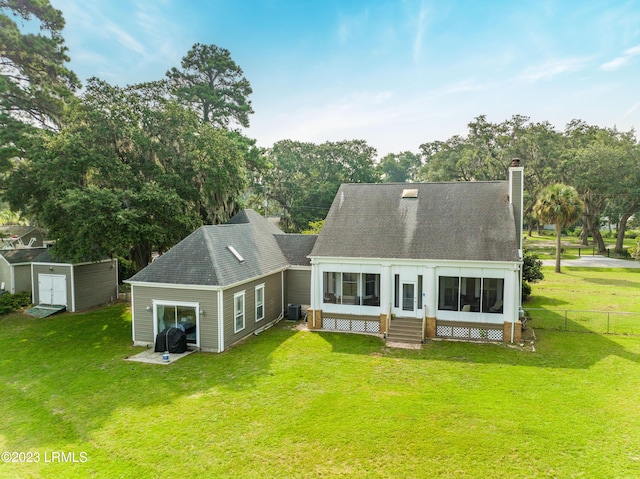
xmin=523 ymin=308 xmax=640 ymax=336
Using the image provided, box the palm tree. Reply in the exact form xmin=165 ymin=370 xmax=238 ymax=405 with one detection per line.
xmin=533 ymin=184 xmax=583 ymax=273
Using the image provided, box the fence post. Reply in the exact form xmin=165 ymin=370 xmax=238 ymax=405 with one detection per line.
xmin=564 ymin=310 xmax=568 ymax=331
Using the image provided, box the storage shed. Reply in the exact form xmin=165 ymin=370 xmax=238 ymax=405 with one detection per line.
xmin=31 ymin=250 xmax=118 ymax=312
xmin=0 ymin=247 xmax=48 ymax=294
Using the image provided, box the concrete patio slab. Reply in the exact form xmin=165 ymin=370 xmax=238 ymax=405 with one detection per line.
xmin=125 ymin=348 xmax=196 ymax=365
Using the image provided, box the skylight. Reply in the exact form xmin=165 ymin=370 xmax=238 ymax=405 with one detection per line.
xmin=227 ymin=245 xmax=245 ymax=263
xmin=402 ymin=188 xmax=418 ymax=198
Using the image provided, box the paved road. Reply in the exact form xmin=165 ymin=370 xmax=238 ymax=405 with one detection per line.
xmin=541 ymin=256 xmax=640 ymax=268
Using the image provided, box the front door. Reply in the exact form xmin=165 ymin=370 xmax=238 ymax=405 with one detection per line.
xmin=38 ymin=274 xmax=67 ymax=306
xmin=401 ymin=282 xmax=417 ymax=317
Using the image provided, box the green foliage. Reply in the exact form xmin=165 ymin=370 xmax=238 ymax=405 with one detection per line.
xmin=522 ymin=248 xmax=544 ymax=283
xmin=263 ymin=139 xmax=379 ymax=231
xmin=0 ymin=0 xmax=79 ymax=172
xmin=631 ymin=239 xmax=640 ymax=260
xmin=301 ymin=219 xmax=324 ymax=234
xmin=167 ymin=43 xmax=253 ymax=129
xmin=533 ymin=183 xmax=583 ymax=272
xmin=377 ymin=151 xmax=422 ymax=182
xmin=0 ymin=291 xmax=31 ymax=314
xmin=4 ymin=79 xmax=247 ymax=270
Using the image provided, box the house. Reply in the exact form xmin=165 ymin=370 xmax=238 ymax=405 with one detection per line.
xmin=0 ymin=225 xmax=47 ymax=249
xmin=0 ymin=247 xmax=48 ymax=294
xmin=31 ymin=250 xmax=119 ymax=312
xmin=307 ymin=160 xmax=524 ymax=343
xmin=126 ymin=210 xmax=317 ymax=353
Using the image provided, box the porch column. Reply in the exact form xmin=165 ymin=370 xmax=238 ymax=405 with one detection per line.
xmin=425 ymin=266 xmax=437 ymax=338
xmin=380 ymin=265 xmax=391 ymax=312
xmin=307 ymin=309 xmax=322 ymax=330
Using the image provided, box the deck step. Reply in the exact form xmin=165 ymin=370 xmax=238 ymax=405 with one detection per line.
xmin=387 ymin=318 xmax=423 ymax=344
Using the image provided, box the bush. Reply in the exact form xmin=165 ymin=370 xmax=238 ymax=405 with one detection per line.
xmin=522 ymin=282 xmax=532 ymax=301
xmin=0 ymin=291 xmax=32 ymax=315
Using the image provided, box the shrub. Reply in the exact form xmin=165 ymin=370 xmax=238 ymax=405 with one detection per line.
xmin=522 ymin=282 xmax=532 ymax=301
xmin=0 ymin=291 xmax=32 ymax=315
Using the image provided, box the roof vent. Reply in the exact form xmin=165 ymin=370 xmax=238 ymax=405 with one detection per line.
xmin=227 ymin=245 xmax=245 ymax=264
xmin=402 ymin=188 xmax=418 ymax=198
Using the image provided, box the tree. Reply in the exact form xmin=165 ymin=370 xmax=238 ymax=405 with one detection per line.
xmin=522 ymin=248 xmax=544 ymax=300
xmin=263 ymin=139 xmax=379 ymax=231
xmin=377 ymin=151 xmax=422 ymax=182
xmin=0 ymin=0 xmax=78 ymax=170
xmin=167 ymin=43 xmax=253 ymax=129
xmin=533 ymin=184 xmax=583 ymax=273
xmin=5 ymin=79 xmax=247 ymax=271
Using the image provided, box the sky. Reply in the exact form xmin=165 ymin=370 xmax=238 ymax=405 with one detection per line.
xmin=49 ymin=0 xmax=640 ymax=156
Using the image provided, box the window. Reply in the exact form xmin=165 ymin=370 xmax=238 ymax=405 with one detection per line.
xmin=461 ymin=277 xmax=481 ymax=312
xmin=438 ymin=276 xmax=505 ymax=314
xmin=342 ymin=273 xmax=358 ymax=299
xmin=482 ymin=278 xmax=504 ymax=313
xmin=155 ymin=303 xmax=198 ymax=345
xmin=438 ymin=276 xmax=460 ymax=311
xmin=322 ymin=272 xmax=380 ymax=306
xmin=394 ymin=274 xmax=400 ymax=308
xmin=417 ymin=275 xmax=423 ymax=310
xmin=234 ymin=291 xmax=245 ymax=332
xmin=255 ymin=284 xmax=265 ymax=321
xmin=323 ymin=272 xmax=339 ymax=303
xmin=363 ymin=274 xmax=380 ymax=306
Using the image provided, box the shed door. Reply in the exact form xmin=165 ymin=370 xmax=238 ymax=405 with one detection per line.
xmin=39 ymin=274 xmax=67 ymax=306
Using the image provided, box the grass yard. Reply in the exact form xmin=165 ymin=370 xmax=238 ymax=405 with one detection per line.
xmin=1 ymin=301 xmax=640 ymax=478
xmin=525 ymin=267 xmax=640 ymax=334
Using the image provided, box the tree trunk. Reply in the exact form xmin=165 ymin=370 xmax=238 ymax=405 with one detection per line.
xmin=580 ymin=223 xmax=589 ymax=246
xmin=615 ymin=211 xmax=634 ymax=254
xmin=591 ymin=225 xmax=607 ymax=254
xmin=130 ymin=242 xmax=152 ymax=272
xmin=555 ymin=223 xmax=562 ymax=273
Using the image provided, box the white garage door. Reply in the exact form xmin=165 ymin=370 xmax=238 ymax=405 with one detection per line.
xmin=38 ymin=274 xmax=67 ymax=306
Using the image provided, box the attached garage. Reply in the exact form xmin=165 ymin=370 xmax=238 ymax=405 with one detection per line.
xmin=31 ymin=250 xmax=118 ymax=312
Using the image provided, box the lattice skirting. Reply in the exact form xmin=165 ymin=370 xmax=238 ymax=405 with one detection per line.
xmin=322 ymin=317 xmax=380 ymax=334
xmin=436 ymin=324 xmax=503 ymax=341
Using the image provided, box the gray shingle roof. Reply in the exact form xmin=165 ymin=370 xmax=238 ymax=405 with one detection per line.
xmin=128 ymin=210 xmax=290 ymax=286
xmin=310 ymin=182 xmax=519 ymax=262
xmin=274 ymin=234 xmax=317 ymax=266
xmin=0 ymin=247 xmax=48 ymax=264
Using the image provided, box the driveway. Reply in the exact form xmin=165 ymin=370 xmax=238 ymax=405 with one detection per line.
xmin=541 ymin=256 xmax=640 ymax=268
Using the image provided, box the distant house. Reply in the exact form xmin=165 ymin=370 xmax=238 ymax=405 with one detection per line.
xmin=126 ymin=210 xmax=316 ymax=353
xmin=30 ymin=250 xmax=118 ymax=312
xmin=0 ymin=247 xmax=48 ymax=294
xmin=0 ymin=226 xmax=47 ymax=249
xmin=307 ymin=160 xmax=525 ymax=343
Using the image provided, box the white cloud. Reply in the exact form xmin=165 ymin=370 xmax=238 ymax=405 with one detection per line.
xmin=600 ymin=44 xmax=640 ymax=71
xmin=413 ymin=1 xmax=430 ymax=63
xmin=520 ymin=57 xmax=589 ymax=81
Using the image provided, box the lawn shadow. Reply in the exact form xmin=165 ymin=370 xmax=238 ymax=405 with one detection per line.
xmin=582 ymin=277 xmax=640 ymax=289
xmin=316 ymin=319 xmax=640 ymax=372
xmin=0 ymin=304 xmax=299 ymax=450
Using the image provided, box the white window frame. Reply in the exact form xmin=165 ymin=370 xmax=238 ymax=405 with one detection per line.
xmin=234 ymin=290 xmax=246 ymax=333
xmin=152 ymin=300 xmax=200 ymax=348
xmin=255 ymin=283 xmax=265 ymax=322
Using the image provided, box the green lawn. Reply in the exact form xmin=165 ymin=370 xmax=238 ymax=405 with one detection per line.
xmin=2 ymin=301 xmax=640 ymax=478
xmin=525 ymin=267 xmax=640 ymax=334
xmin=523 ymin=233 xmax=637 ymax=261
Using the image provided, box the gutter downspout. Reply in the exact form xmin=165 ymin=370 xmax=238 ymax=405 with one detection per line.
xmin=217 ymin=290 xmax=224 ymax=353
